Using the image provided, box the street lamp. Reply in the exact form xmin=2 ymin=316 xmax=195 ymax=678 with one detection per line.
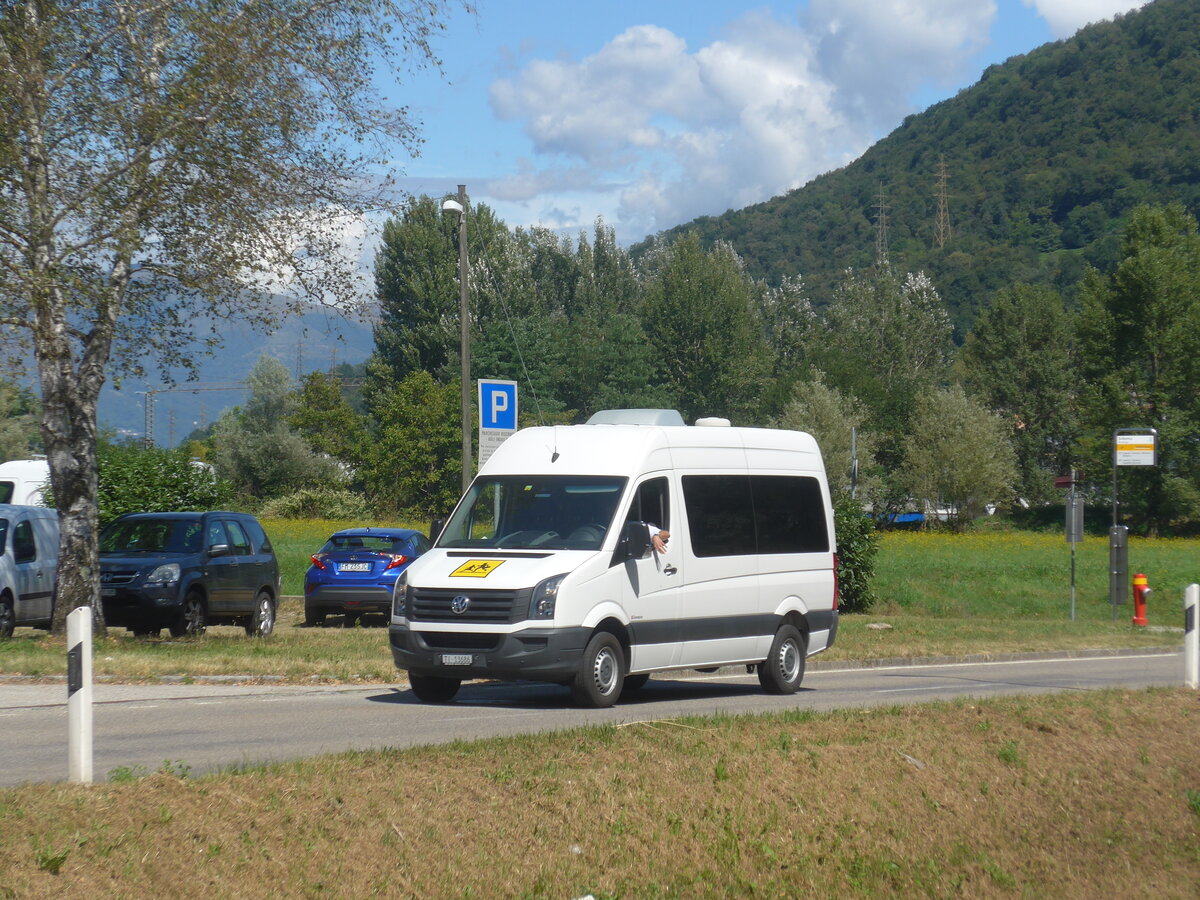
xmin=442 ymin=185 xmax=472 ymax=492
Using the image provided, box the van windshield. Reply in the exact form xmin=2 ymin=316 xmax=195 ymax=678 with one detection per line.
xmin=100 ymin=518 xmax=204 ymax=554
xmin=439 ymin=476 xmax=627 ymax=551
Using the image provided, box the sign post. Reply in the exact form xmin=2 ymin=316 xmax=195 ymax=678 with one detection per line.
xmin=1110 ymin=428 xmax=1157 ymax=619
xmin=67 ymin=606 xmax=93 ymax=784
xmin=477 ymin=380 xmax=518 ymax=470
xmin=1062 ymin=469 xmax=1083 ymax=621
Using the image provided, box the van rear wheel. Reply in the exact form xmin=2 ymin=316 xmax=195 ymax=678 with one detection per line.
xmin=758 ymin=624 xmax=806 ymax=694
xmin=571 ymin=631 xmax=625 ymax=708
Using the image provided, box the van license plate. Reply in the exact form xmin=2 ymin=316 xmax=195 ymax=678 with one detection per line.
xmin=441 ymin=654 xmax=474 ymax=666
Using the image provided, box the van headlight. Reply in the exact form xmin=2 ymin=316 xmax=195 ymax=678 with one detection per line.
xmin=392 ymin=573 xmax=409 ymax=619
xmin=144 ymin=563 xmax=180 ymax=586
xmin=529 ymin=574 xmax=566 ymax=620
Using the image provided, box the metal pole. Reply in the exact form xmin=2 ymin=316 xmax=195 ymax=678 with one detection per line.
xmin=458 ymin=184 xmax=472 ymax=494
xmin=1185 ymin=583 xmax=1198 ymax=690
xmin=67 ymin=606 xmax=93 ymax=784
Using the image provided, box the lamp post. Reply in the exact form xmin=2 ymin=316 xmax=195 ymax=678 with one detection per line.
xmin=442 ymin=185 xmax=472 ymax=492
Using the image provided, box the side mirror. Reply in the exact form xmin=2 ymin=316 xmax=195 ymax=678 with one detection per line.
xmin=429 ymin=517 xmax=446 ymax=542
xmin=207 ymin=543 xmax=230 ymax=557
xmin=618 ymin=520 xmax=652 ymax=561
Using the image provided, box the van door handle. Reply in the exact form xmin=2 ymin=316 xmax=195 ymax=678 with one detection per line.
xmin=663 ymin=565 xmax=677 ymax=576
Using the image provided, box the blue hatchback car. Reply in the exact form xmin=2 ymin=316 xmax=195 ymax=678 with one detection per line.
xmin=304 ymin=527 xmax=430 ymax=626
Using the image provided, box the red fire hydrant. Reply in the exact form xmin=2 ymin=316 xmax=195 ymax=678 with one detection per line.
xmin=1132 ymin=573 xmax=1151 ymax=627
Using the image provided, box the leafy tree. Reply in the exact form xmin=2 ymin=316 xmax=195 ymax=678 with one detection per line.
xmin=289 ymin=371 xmax=368 ymax=469
xmin=958 ymin=284 xmax=1076 ymax=505
xmin=778 ymin=377 xmax=882 ymax=505
xmin=1075 ymin=203 xmax=1200 ymax=533
xmin=901 ymin=386 xmax=1018 ymax=530
xmin=373 ymin=197 xmax=510 ymax=384
xmin=0 ymin=379 xmax=41 ymax=461
xmin=0 ymin=1 xmax=461 ymax=634
xmin=94 ymin=443 xmax=232 ymax=527
xmin=812 ymin=265 xmax=954 ymax=513
xmin=212 ymin=356 xmax=343 ymax=500
xmin=360 ymin=369 xmax=462 ymax=517
xmin=639 ymin=236 xmax=773 ymax=424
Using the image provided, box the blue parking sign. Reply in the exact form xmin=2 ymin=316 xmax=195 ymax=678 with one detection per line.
xmin=478 ymin=380 xmax=518 ymax=431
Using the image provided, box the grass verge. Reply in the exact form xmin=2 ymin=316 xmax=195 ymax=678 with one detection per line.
xmin=1 ymin=688 xmax=1197 ymax=898
xmin=2 ymin=531 xmax=1194 ymax=682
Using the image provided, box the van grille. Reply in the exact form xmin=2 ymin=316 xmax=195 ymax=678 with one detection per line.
xmin=419 ymin=632 xmax=501 ymax=651
xmin=409 ymin=587 xmax=528 ymax=623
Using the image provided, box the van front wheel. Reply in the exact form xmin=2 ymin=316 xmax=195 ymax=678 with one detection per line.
xmin=571 ymin=631 xmax=625 ymax=708
xmin=409 ymin=673 xmax=461 ymax=703
xmin=758 ymin=624 xmax=806 ymax=694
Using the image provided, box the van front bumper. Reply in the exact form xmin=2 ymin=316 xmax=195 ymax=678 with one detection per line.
xmin=389 ymin=623 xmax=591 ymax=682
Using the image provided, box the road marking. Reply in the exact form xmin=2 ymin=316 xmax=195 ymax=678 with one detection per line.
xmin=876 ymin=683 xmax=1009 ymax=694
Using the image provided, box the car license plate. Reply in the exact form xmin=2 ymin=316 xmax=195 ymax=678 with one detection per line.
xmin=339 ymin=562 xmax=370 ymax=572
xmin=100 ymin=587 xmax=116 ymax=597
xmin=441 ymin=654 xmax=474 ymax=666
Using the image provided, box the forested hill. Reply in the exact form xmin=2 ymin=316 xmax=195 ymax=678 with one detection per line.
xmin=637 ymin=0 xmax=1200 ymax=333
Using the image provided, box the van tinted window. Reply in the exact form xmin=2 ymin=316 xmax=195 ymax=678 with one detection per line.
xmin=682 ymin=474 xmax=829 ymax=557
xmin=0 ymin=482 xmax=12 ymax=504
xmin=13 ymin=520 xmax=36 ymax=562
xmin=682 ymin=475 xmax=755 ymax=557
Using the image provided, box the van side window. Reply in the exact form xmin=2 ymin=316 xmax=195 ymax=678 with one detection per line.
xmin=0 ymin=482 xmax=13 ymax=504
xmin=682 ymin=475 xmax=754 ymax=557
xmin=626 ymin=477 xmax=670 ymax=531
xmin=751 ymin=475 xmax=830 ymax=553
xmin=682 ymin=474 xmax=829 ymax=557
xmin=13 ymin=520 xmax=36 ymax=563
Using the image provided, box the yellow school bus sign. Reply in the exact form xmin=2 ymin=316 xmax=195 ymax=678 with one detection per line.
xmin=450 ymin=559 xmax=507 ymax=577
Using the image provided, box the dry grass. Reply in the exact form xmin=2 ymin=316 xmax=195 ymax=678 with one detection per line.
xmin=1 ymin=688 xmax=1198 ymax=898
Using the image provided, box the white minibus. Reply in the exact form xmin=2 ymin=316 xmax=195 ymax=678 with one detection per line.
xmin=389 ymin=410 xmax=838 ymax=707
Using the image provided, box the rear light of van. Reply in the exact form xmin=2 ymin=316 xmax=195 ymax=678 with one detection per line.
xmin=832 ymin=552 xmax=840 ymax=611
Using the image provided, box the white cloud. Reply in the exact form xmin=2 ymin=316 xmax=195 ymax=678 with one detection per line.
xmin=487 ymin=1 xmax=998 ymax=240
xmin=1023 ymin=1 xmax=1148 ymax=38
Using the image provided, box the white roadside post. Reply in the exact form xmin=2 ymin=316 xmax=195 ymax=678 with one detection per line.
xmin=67 ymin=606 xmax=94 ymax=783
xmin=1185 ymin=584 xmax=1199 ymax=690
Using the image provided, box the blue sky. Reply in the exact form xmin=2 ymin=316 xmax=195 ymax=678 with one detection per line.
xmin=385 ymin=0 xmax=1148 ymax=245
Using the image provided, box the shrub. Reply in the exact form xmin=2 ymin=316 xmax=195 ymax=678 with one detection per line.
xmin=834 ymin=495 xmax=880 ymax=614
xmin=259 ymin=486 xmax=370 ymax=520
xmin=89 ymin=443 xmax=233 ymax=526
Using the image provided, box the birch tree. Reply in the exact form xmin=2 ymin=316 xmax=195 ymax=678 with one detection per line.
xmin=0 ymin=1 xmax=462 ymax=633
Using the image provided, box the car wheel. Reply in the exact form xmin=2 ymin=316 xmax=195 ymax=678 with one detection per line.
xmin=571 ymin=631 xmax=625 ymax=708
xmin=758 ymin=624 xmax=806 ymax=694
xmin=409 ymin=673 xmax=461 ymax=703
xmin=304 ymin=604 xmax=326 ymax=627
xmin=343 ymin=612 xmax=359 ymax=628
xmin=245 ymin=592 xmax=275 ymax=637
xmin=169 ymin=591 xmax=207 ymax=638
xmin=0 ymin=593 xmax=14 ymax=639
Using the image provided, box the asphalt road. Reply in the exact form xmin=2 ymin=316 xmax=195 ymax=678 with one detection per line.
xmin=0 ymin=649 xmax=1184 ymax=786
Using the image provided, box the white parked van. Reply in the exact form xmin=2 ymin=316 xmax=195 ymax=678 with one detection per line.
xmin=0 ymin=457 xmax=51 ymax=507
xmin=389 ymin=410 xmax=838 ymax=707
xmin=0 ymin=504 xmax=59 ymax=637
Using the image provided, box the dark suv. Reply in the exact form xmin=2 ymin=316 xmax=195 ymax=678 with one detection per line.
xmin=99 ymin=511 xmax=280 ymax=638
